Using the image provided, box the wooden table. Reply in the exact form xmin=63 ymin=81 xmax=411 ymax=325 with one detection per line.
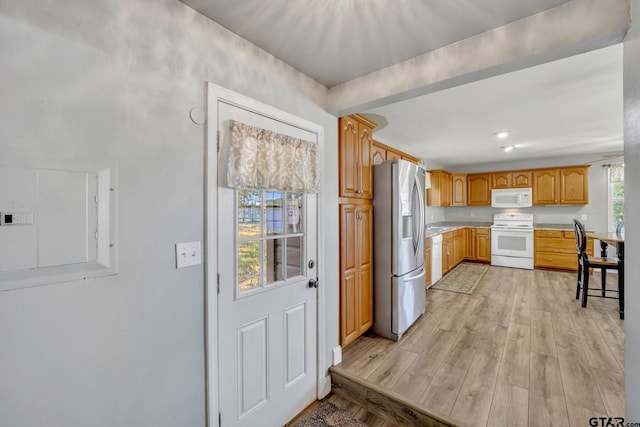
xmin=587 ymin=231 xmax=625 ymax=319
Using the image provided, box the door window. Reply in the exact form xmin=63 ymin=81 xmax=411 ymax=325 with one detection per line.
xmin=237 ymin=189 xmax=305 ymax=296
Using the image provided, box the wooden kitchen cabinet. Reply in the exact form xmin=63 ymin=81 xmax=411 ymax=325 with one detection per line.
xmin=425 ymin=237 xmax=431 ymax=287
xmin=467 ymin=173 xmax=491 ymax=205
xmin=452 ymin=174 xmax=467 ymax=206
xmin=512 ymin=170 xmax=532 ymax=188
xmin=339 ymin=115 xmax=374 ymax=199
xmin=386 ymin=150 xmax=402 ymax=161
xmin=533 ymin=166 xmax=589 ymax=205
xmin=532 ymin=168 xmax=559 ymax=205
xmin=339 ymin=203 xmax=373 ymax=346
xmin=559 ymin=166 xmax=589 ymax=204
xmin=463 ymin=227 xmax=491 ymax=262
xmin=475 ymin=228 xmax=491 ymax=262
xmin=371 ymin=140 xmax=420 ymax=166
xmin=534 ymin=229 xmax=592 ymax=270
xmin=466 ymin=228 xmax=476 ymax=259
xmin=370 ymin=143 xmax=386 ymax=166
xmin=427 ymin=170 xmax=452 ymax=206
xmin=491 ymin=172 xmax=512 ymax=189
xmin=441 ymin=229 xmax=466 ymax=273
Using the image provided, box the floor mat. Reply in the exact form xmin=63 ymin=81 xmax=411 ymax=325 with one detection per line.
xmin=289 ymin=401 xmax=367 ymax=427
xmin=430 ymin=262 xmax=489 ymax=295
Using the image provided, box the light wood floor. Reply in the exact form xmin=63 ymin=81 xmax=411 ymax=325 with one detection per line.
xmin=337 ymin=266 xmax=624 ymax=427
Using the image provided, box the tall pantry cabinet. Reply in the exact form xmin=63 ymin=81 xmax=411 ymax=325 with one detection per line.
xmin=338 ymin=115 xmax=375 ymax=347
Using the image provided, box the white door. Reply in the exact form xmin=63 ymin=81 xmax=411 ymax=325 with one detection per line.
xmin=216 ymin=96 xmax=318 ymax=427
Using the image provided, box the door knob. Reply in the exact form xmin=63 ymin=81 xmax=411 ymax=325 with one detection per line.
xmin=308 ymin=278 xmax=319 ymax=288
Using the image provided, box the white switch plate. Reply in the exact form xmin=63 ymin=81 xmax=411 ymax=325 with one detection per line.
xmin=175 ymin=241 xmax=201 ymax=268
xmin=581 ymin=214 xmax=588 ymax=221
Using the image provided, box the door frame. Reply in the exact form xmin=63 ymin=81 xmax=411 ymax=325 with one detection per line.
xmin=205 ymin=83 xmax=327 ymax=426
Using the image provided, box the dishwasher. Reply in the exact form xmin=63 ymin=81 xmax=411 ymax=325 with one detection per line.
xmin=430 ymin=234 xmax=443 ymax=286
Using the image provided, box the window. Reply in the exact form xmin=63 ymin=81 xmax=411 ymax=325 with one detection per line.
xmin=607 ymin=164 xmax=624 ymax=232
xmin=237 ymin=189 xmax=304 ymax=295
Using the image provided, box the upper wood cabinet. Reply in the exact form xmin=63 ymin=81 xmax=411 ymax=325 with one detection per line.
xmin=491 ymin=172 xmax=512 ymax=189
xmin=512 ymin=170 xmax=532 ymax=188
xmin=559 ymin=166 xmax=589 ymax=204
xmin=427 ymin=170 xmax=452 ymax=206
xmin=531 ymin=166 xmax=589 ymax=205
xmin=371 ymin=140 xmax=419 ymax=166
xmin=451 ymin=174 xmax=467 ymax=206
xmin=467 ymin=173 xmax=491 ymax=206
xmin=532 ymin=168 xmax=559 ymax=205
xmin=339 ymin=115 xmax=374 ymax=199
xmin=370 ymin=143 xmax=386 ymax=166
xmin=386 ymin=150 xmax=402 ymax=161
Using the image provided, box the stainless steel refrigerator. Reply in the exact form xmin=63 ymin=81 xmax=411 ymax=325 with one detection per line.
xmin=373 ymin=159 xmax=426 ymax=341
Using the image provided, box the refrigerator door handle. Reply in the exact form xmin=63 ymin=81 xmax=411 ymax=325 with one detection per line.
xmin=402 ymin=268 xmax=426 ymax=282
xmin=411 ymin=174 xmax=425 ymax=254
xmin=416 ymin=175 xmax=425 ymax=245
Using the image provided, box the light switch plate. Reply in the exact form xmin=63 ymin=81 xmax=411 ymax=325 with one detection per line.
xmin=176 ymin=241 xmax=201 ymax=268
xmin=581 ymin=214 xmax=588 ymax=221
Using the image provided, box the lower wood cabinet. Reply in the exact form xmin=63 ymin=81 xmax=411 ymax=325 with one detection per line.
xmin=475 ymin=228 xmax=491 ymax=262
xmin=340 ymin=203 xmax=373 ymax=347
xmin=464 ymin=227 xmax=491 ymax=262
xmin=534 ymin=229 xmax=593 ymax=270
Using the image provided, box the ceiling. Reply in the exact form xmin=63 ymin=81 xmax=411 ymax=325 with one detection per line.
xmin=180 ymin=0 xmax=573 ymax=87
xmin=181 ymin=0 xmax=624 ymax=167
xmin=366 ymin=44 xmax=623 ymax=167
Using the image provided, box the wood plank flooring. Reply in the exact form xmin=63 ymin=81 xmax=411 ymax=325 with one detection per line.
xmin=334 ymin=267 xmax=625 ymax=427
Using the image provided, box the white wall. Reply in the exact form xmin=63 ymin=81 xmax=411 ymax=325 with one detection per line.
xmin=442 ymin=154 xmax=620 ymax=230
xmin=0 ymin=1 xmax=338 ymax=426
xmin=623 ymin=0 xmax=640 ymax=420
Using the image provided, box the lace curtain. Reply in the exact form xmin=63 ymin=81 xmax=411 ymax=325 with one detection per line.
xmin=607 ymin=164 xmax=624 ymax=183
xmin=227 ymin=121 xmax=320 ymax=193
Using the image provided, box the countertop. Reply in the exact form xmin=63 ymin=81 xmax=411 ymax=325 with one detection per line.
xmin=533 ymin=223 xmax=576 ymax=231
xmin=424 ymin=221 xmax=491 ymax=238
xmin=423 ymin=221 xmax=577 ymax=238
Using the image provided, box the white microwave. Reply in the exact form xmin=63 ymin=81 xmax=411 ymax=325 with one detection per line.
xmin=491 ymin=188 xmax=532 ymax=208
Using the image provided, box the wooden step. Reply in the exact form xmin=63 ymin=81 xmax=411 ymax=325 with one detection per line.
xmin=329 ymin=364 xmax=460 ymax=427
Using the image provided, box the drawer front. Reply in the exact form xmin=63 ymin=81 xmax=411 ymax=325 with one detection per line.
xmin=535 ymin=230 xmax=563 ymax=238
xmin=536 ymin=237 xmax=576 ymax=254
xmin=535 ymin=252 xmax=579 ymax=270
xmin=476 ymin=228 xmax=490 ymax=236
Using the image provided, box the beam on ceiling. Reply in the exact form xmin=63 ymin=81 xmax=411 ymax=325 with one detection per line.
xmin=328 ymin=0 xmax=630 ymax=116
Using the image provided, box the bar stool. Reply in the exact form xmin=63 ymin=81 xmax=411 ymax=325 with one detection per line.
xmin=573 ymin=219 xmax=621 ymax=307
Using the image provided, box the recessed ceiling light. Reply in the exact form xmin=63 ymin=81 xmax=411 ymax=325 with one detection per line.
xmin=502 ymin=145 xmax=514 ymax=152
xmin=495 ymin=131 xmax=510 ymax=139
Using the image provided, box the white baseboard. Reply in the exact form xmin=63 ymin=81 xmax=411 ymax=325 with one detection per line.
xmin=332 ymin=346 xmax=342 ymax=365
xmin=319 ymin=374 xmax=331 ymax=398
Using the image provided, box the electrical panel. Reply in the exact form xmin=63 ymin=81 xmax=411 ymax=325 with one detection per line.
xmin=0 ymin=163 xmax=116 ymax=291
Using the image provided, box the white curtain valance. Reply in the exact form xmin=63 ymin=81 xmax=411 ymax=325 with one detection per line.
xmin=607 ymin=164 xmax=624 ymax=183
xmin=227 ymin=120 xmax=320 ymax=193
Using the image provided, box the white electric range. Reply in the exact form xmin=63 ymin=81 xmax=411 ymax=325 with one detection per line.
xmin=490 ymin=213 xmax=534 ymax=270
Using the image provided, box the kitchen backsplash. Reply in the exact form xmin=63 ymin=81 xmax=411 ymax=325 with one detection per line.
xmin=441 ymin=205 xmax=606 ymax=229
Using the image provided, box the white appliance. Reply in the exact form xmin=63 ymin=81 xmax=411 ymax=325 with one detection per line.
xmin=491 ymin=188 xmax=532 ymax=208
xmin=430 ymin=234 xmax=443 ymax=286
xmin=491 ymin=213 xmax=534 ymax=269
xmin=373 ymin=160 xmax=426 ymax=341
